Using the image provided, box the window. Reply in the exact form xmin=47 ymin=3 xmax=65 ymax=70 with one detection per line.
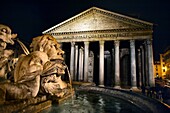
xmin=163 ymin=64 xmax=165 ymax=67
xmin=163 ymin=69 xmax=165 ymax=72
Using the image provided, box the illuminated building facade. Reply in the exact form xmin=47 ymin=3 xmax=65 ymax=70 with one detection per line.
xmin=162 ymin=48 xmax=170 ymax=79
xmin=154 ymin=51 xmax=170 ymax=80
xmin=154 ymin=54 xmax=166 ymax=79
xmin=43 ymin=7 xmax=155 ymax=88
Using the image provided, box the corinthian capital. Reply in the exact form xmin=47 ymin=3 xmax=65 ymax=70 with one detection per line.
xmin=99 ymin=41 xmax=105 ymax=45
xmin=71 ymin=42 xmax=75 ymax=46
xmin=130 ymin=40 xmax=135 ymax=47
xmin=84 ymin=41 xmax=89 ymax=45
xmin=114 ymin=40 xmax=120 ymax=46
xmin=146 ymin=39 xmax=152 ymax=45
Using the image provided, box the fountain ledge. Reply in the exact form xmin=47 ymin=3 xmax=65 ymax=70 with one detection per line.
xmin=77 ymin=86 xmax=170 ymax=113
xmin=0 ymin=89 xmax=75 ymax=113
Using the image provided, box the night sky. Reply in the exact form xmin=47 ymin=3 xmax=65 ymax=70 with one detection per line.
xmin=0 ymin=0 xmax=170 ymax=60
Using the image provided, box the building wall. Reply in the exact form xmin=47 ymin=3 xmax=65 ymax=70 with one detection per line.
xmin=163 ymin=49 xmax=170 ymax=79
xmin=154 ymin=61 xmax=162 ymax=78
xmin=43 ymin=7 xmax=155 ymax=87
xmin=154 ymin=49 xmax=170 ymax=79
xmin=160 ymin=54 xmax=167 ymax=78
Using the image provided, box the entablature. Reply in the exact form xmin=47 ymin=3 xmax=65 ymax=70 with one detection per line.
xmin=46 ymin=29 xmax=152 ymax=42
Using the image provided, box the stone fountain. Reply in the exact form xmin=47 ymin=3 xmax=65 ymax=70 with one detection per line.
xmin=0 ymin=24 xmax=74 ymax=113
xmin=1 ymin=24 xmax=170 ymax=113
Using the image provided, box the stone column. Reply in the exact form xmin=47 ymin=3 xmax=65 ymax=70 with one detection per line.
xmin=88 ymin=51 xmax=94 ymax=82
xmin=130 ymin=40 xmax=137 ymax=89
xmin=78 ymin=47 xmax=84 ymax=81
xmin=70 ymin=42 xmax=75 ymax=81
xmin=114 ymin=40 xmax=120 ymax=88
xmin=84 ymin=41 xmax=89 ymax=82
xmin=99 ymin=41 xmax=105 ymax=86
xmin=146 ymin=39 xmax=155 ymax=87
xmin=74 ymin=45 xmax=78 ymax=81
xmin=137 ymin=49 xmax=142 ymax=87
xmin=112 ymin=48 xmax=115 ymax=85
xmin=140 ymin=45 xmax=145 ymax=86
xmin=144 ymin=41 xmax=149 ymax=86
xmin=105 ymin=51 xmax=111 ymax=86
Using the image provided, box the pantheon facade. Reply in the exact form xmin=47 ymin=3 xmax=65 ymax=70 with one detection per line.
xmin=43 ymin=7 xmax=155 ymax=88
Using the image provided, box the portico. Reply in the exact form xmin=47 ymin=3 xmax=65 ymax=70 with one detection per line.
xmin=43 ymin=7 xmax=155 ymax=88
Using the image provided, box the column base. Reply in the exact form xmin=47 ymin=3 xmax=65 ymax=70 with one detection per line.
xmin=130 ymin=87 xmax=140 ymax=92
xmin=114 ymin=86 xmax=121 ymax=89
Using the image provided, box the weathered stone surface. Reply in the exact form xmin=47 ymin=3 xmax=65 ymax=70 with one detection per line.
xmin=0 ymin=95 xmax=47 ymax=113
xmin=0 ymin=89 xmax=75 ymax=113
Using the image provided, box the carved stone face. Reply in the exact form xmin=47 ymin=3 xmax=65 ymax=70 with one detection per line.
xmin=30 ymin=35 xmax=64 ymax=61
xmin=45 ymin=38 xmax=64 ymax=61
xmin=0 ymin=24 xmax=17 ymax=45
xmin=30 ymin=35 xmax=66 ymax=76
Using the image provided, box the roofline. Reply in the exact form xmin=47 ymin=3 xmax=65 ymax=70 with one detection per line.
xmin=42 ymin=7 xmax=94 ymax=34
xmin=94 ymin=7 xmax=153 ymax=25
xmin=42 ymin=6 xmax=153 ymax=34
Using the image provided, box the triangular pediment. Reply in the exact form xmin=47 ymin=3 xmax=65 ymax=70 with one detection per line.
xmin=43 ymin=7 xmax=153 ymax=34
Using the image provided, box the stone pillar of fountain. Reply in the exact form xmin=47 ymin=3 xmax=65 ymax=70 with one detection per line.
xmin=114 ymin=40 xmax=121 ymax=89
xmin=146 ymin=39 xmax=155 ymax=87
xmin=78 ymin=47 xmax=84 ymax=81
xmin=70 ymin=42 xmax=75 ymax=81
xmin=99 ymin=41 xmax=105 ymax=86
xmin=84 ymin=41 xmax=89 ymax=82
xmin=74 ymin=45 xmax=78 ymax=81
xmin=130 ymin=40 xmax=138 ymax=90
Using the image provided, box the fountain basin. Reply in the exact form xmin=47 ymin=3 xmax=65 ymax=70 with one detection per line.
xmin=41 ymin=86 xmax=170 ymax=113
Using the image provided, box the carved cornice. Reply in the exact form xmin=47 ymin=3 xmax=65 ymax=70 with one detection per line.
xmin=50 ymin=32 xmax=152 ymax=43
xmin=48 ymin=28 xmax=152 ymax=36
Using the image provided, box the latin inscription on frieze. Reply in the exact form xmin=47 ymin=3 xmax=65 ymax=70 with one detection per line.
xmin=63 ymin=33 xmax=129 ymax=39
